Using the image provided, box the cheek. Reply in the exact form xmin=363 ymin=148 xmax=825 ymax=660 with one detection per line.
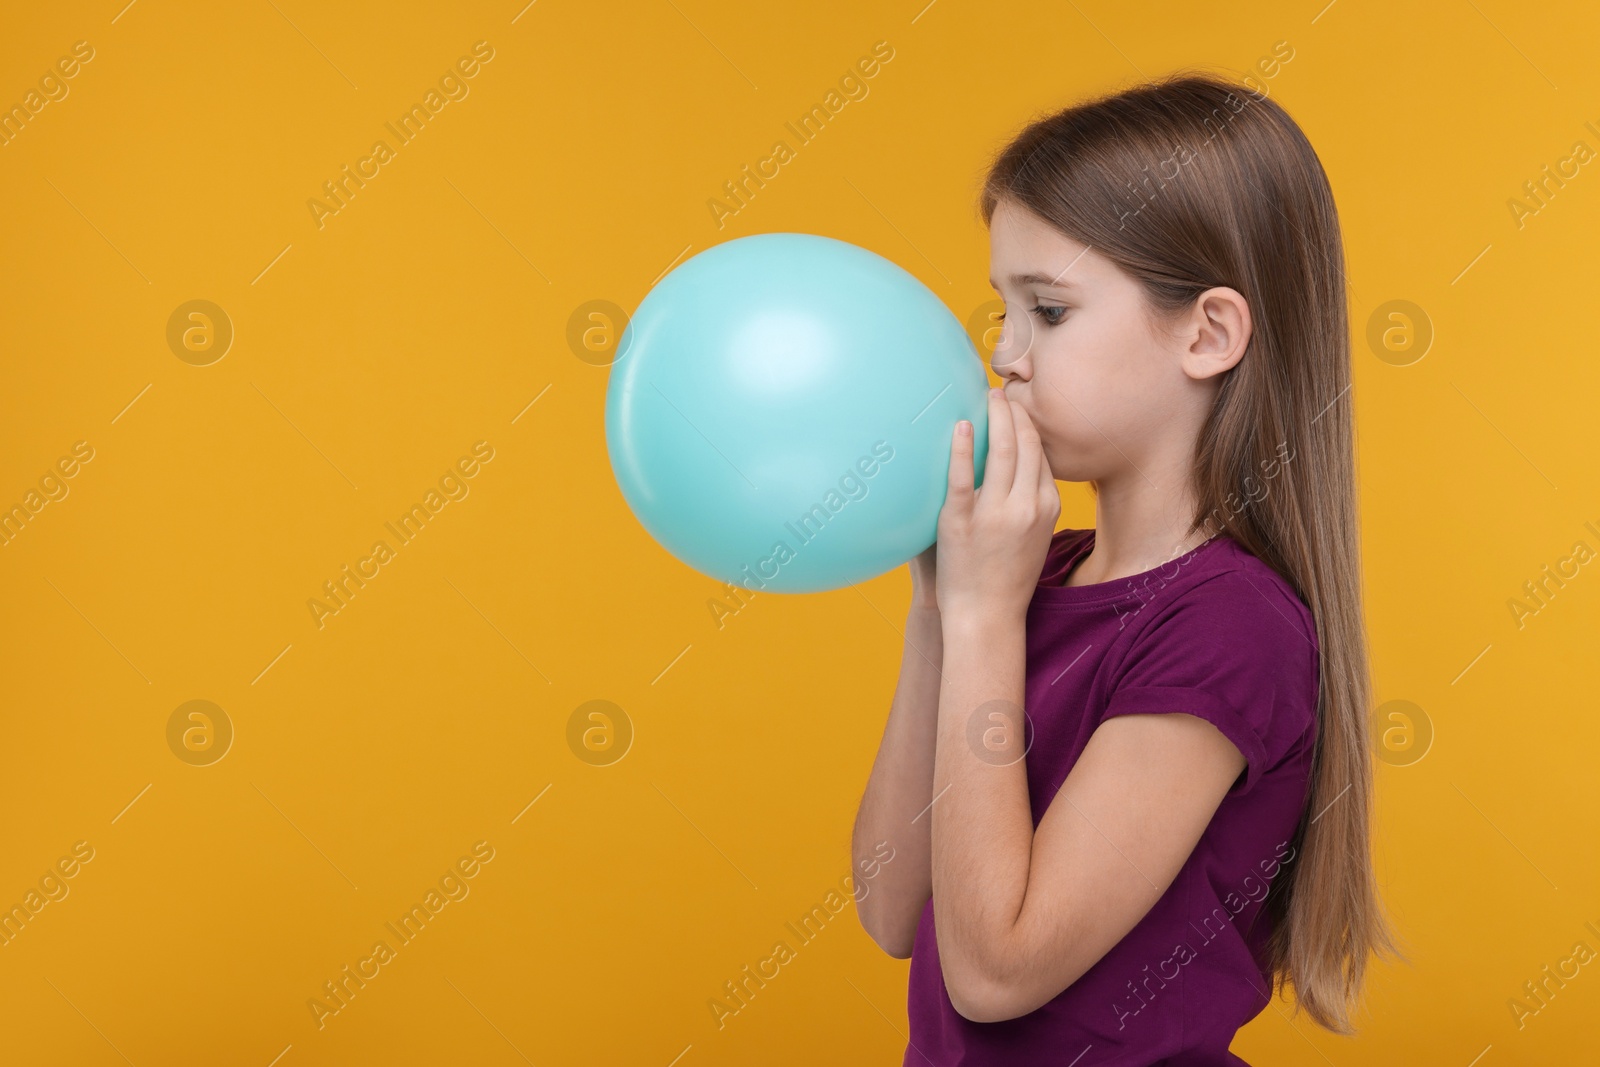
xmin=1029 ymin=380 xmax=1102 ymax=472
xmin=1034 ymin=338 xmax=1112 ymax=431
xmin=1067 ymin=322 xmax=1164 ymax=417
xmin=1031 ymin=338 xmax=1145 ymax=467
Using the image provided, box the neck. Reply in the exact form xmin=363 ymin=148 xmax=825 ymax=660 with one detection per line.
xmin=1069 ymin=465 xmax=1208 ymax=586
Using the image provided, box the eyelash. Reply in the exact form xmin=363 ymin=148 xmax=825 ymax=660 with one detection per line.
xmin=998 ymin=305 xmax=1069 ymax=327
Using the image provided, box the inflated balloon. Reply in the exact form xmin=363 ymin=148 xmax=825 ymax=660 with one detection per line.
xmin=604 ymin=233 xmax=989 ymax=594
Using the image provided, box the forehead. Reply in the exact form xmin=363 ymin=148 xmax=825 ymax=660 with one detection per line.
xmin=987 ymin=201 xmax=1098 ymax=289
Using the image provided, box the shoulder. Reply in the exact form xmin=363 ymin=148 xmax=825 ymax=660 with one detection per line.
xmin=1111 ymin=535 xmax=1320 ymax=712
xmin=1138 ymin=535 xmax=1315 ymax=654
xmin=1106 ymin=538 xmax=1320 ymax=794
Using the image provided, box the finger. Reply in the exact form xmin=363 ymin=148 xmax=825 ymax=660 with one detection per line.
xmin=1010 ymin=400 xmax=1042 ymax=501
xmin=983 ymin=388 xmax=1016 ymax=496
xmin=945 ymin=418 xmax=976 ymax=512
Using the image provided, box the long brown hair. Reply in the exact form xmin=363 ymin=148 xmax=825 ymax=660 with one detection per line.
xmin=978 ymin=71 xmax=1408 ymax=1033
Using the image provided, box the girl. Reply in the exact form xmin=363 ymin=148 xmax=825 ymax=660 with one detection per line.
xmin=851 ymin=71 xmax=1406 ymax=1064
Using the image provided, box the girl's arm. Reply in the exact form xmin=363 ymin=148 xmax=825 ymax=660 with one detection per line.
xmin=931 ymin=606 xmax=1244 ymax=1022
xmin=851 ymin=600 xmax=943 ymax=958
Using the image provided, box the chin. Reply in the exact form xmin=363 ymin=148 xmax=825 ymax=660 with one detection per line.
xmin=1040 ymin=447 xmax=1068 ymax=483
xmin=1043 ymin=453 xmax=1093 ymax=484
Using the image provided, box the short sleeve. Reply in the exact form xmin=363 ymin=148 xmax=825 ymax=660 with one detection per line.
xmin=1100 ymin=571 xmax=1317 ymax=798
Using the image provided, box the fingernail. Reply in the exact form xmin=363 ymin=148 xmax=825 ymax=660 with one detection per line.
xmin=990 ymin=387 xmax=1004 ymax=398
xmin=957 ymin=421 xmax=972 ymax=436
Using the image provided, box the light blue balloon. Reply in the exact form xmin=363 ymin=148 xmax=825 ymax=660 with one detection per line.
xmin=605 ymin=233 xmax=990 ymax=594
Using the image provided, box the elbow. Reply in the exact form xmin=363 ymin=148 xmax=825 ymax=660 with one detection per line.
xmin=942 ymin=934 xmax=1049 ymax=1023
xmin=946 ymin=972 xmax=1020 ymax=1024
xmin=873 ymin=931 xmax=915 ymax=960
xmin=948 ymin=960 xmax=1085 ymax=1023
xmin=857 ymin=902 xmax=916 ymax=959
xmin=940 ymin=912 xmax=1086 ymax=1022
xmin=942 ymin=944 xmax=1022 ymax=1023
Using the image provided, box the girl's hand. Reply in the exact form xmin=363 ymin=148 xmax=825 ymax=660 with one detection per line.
xmin=934 ymin=388 xmax=1060 ymax=623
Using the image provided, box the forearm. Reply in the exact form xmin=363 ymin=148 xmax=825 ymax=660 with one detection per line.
xmin=852 ymin=606 xmax=944 ymax=956
xmin=930 ymin=607 xmax=1034 ymax=1000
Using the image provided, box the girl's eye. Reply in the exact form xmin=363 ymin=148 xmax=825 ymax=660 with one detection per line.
xmin=996 ymin=305 xmax=1068 ymax=327
xmin=1030 ymin=304 xmax=1068 ymax=326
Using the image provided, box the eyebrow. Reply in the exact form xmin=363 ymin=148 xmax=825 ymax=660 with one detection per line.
xmin=988 ymin=271 xmax=1081 ymax=290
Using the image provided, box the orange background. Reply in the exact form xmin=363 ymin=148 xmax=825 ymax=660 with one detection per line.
xmin=2 ymin=1 xmax=1597 ymax=1064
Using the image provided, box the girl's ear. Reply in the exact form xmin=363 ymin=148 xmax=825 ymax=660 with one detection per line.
xmin=1180 ymin=287 xmax=1252 ymax=381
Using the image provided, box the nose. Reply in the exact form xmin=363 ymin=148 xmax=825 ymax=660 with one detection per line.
xmin=994 ymin=355 xmax=1021 ymax=379
xmin=991 ymin=340 xmax=1028 ymax=382
xmin=989 ymin=309 xmax=1033 ymax=381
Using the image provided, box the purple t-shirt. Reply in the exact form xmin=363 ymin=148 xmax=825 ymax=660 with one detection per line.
xmin=905 ymin=528 xmax=1319 ymax=1066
